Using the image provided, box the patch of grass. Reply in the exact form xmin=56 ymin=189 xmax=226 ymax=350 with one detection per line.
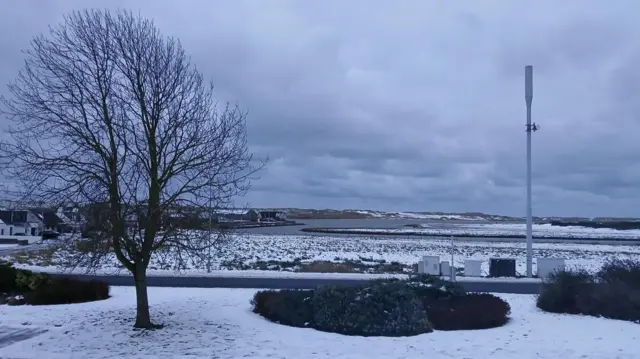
xmin=9 ymin=248 xmax=57 ymax=266
xmin=220 ymin=257 xmax=413 ymax=274
xmin=297 ymin=261 xmax=359 ymax=273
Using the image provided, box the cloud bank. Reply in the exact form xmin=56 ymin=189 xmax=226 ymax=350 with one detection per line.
xmin=1 ymin=0 xmax=639 ymax=217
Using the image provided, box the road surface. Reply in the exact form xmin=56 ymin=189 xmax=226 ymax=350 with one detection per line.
xmin=49 ymin=273 xmax=543 ymax=294
xmin=0 ymin=327 xmax=48 ymax=349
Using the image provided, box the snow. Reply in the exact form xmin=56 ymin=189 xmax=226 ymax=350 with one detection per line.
xmin=0 ymin=235 xmax=42 ymax=244
xmin=353 ymin=210 xmax=488 ymax=220
xmin=6 ymin=264 xmax=544 ymax=282
xmin=0 ymin=244 xmax=19 ymax=249
xmin=5 ymin=233 xmax=640 ymax=277
xmin=0 ymin=287 xmax=637 ymax=359
xmin=333 ymin=222 xmax=640 ymax=239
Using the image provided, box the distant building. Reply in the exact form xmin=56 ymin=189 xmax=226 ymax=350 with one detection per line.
xmin=0 ymin=218 xmax=6 ymax=236
xmin=247 ymin=210 xmax=288 ymax=222
xmin=247 ymin=209 xmax=261 ymax=222
xmin=0 ymin=210 xmax=43 ymax=236
xmin=28 ymin=206 xmax=85 ymax=233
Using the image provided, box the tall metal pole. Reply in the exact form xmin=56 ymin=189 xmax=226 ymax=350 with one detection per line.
xmin=525 ymin=65 xmax=533 ymax=278
xmin=207 ymin=188 xmax=213 ymax=273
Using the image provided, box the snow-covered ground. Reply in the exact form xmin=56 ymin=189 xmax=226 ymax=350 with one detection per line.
xmin=0 ymin=244 xmax=19 ymax=249
xmin=353 ymin=210 xmax=504 ymax=221
xmin=0 ymin=235 xmax=42 ymax=244
xmin=329 ymin=223 xmax=640 ymax=239
xmin=0 ymin=287 xmax=637 ymax=359
xmin=5 ymin=234 xmax=640 ymax=277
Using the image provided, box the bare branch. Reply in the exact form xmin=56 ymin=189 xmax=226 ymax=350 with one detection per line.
xmin=0 ymin=9 xmax=265 ymax=328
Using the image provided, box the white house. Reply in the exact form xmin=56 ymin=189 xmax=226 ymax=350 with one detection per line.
xmin=0 ymin=218 xmax=7 ymax=236
xmin=0 ymin=209 xmax=44 ymax=236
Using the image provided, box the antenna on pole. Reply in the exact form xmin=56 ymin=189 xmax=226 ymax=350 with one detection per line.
xmin=524 ymin=65 xmax=538 ymax=278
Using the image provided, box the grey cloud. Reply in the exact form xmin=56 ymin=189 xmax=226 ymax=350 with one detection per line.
xmin=2 ymin=0 xmax=640 ymax=216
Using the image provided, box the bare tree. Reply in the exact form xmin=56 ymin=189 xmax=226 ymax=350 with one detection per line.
xmin=0 ymin=9 xmax=264 ymax=328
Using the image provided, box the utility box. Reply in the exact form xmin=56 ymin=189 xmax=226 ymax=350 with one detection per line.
xmin=464 ymin=259 xmax=483 ymax=277
xmin=418 ymin=255 xmax=440 ymax=275
xmin=440 ymin=261 xmax=451 ymax=277
xmin=537 ymin=258 xmax=565 ymax=278
xmin=489 ymin=258 xmax=516 ymax=277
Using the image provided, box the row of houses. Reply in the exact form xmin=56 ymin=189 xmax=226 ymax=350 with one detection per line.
xmin=168 ymin=208 xmax=288 ymax=225
xmin=214 ymin=209 xmax=288 ymax=223
xmin=0 ymin=206 xmax=288 ymax=237
xmin=0 ymin=206 xmax=84 ymax=237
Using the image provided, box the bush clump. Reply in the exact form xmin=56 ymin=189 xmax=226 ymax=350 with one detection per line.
xmin=312 ymin=281 xmax=432 ymax=336
xmin=423 ymin=293 xmax=511 ymax=330
xmin=537 ymin=259 xmax=640 ymax=323
xmin=24 ymin=277 xmax=110 ymax=305
xmin=0 ymin=261 xmax=19 ymax=293
xmin=1 ymin=261 xmax=110 ymax=306
xmin=252 ymin=275 xmax=511 ymax=336
xmin=252 ymin=289 xmax=313 ymax=328
xmin=536 ymin=270 xmax=594 ymax=314
xmin=405 ymin=274 xmax=466 ymax=299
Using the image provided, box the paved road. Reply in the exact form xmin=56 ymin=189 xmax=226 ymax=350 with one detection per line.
xmin=0 ymin=327 xmax=48 ymax=349
xmin=49 ymin=273 xmax=543 ymax=294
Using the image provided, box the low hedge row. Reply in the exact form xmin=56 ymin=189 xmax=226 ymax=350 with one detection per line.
xmin=252 ymin=275 xmax=511 ymax=337
xmin=537 ymin=259 xmax=640 ymax=323
xmin=0 ymin=260 xmax=110 ymax=305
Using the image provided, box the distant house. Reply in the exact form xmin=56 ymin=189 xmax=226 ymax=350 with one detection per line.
xmin=59 ymin=206 xmax=86 ymax=231
xmin=28 ymin=207 xmax=84 ymax=233
xmin=0 ymin=219 xmax=7 ymax=236
xmin=0 ymin=210 xmax=44 ymax=236
xmin=247 ymin=210 xmax=288 ymax=222
xmin=215 ymin=209 xmax=247 ymax=222
xmin=260 ymin=210 xmax=288 ymax=221
xmin=247 ymin=209 xmax=261 ymax=222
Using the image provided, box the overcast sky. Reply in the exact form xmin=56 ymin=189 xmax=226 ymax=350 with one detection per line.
xmin=1 ymin=1 xmax=640 ymax=217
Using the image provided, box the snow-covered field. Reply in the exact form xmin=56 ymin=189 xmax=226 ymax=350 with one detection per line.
xmin=326 ymin=223 xmax=640 ymax=240
xmin=354 ymin=210 xmax=490 ymax=220
xmin=5 ymin=234 xmax=640 ymax=277
xmin=0 ymin=287 xmax=637 ymax=359
xmin=0 ymin=235 xmax=42 ymax=244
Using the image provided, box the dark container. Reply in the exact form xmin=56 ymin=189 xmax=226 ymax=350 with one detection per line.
xmin=489 ymin=258 xmax=516 ymax=277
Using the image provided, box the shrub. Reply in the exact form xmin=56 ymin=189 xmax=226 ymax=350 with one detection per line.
xmin=576 ymin=280 xmax=640 ymax=323
xmin=311 ymin=281 xmax=432 ymax=337
xmin=423 ymin=293 xmax=511 ymax=330
xmin=24 ymin=277 xmax=110 ymax=305
xmin=596 ymin=259 xmax=640 ymax=289
xmin=538 ymin=263 xmax=640 ymax=324
xmin=252 ymin=277 xmax=510 ymax=336
xmin=0 ymin=261 xmax=19 ymax=293
xmin=406 ymin=274 xmax=466 ymax=299
xmin=1 ymin=262 xmax=50 ymax=294
xmin=572 ymin=260 xmax=640 ymax=323
xmin=252 ymin=289 xmax=314 ymax=328
xmin=15 ymin=270 xmax=50 ymax=291
xmin=536 ymin=270 xmax=594 ymax=314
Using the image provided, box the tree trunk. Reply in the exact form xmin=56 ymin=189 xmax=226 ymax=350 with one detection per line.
xmin=133 ymin=266 xmax=153 ymax=329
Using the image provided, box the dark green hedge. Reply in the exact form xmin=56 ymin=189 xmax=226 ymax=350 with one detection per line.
xmin=252 ymin=274 xmax=510 ymax=336
xmin=312 ymin=281 xmax=432 ymax=336
xmin=1 ymin=260 xmax=110 ymax=305
xmin=537 ymin=259 xmax=640 ymax=323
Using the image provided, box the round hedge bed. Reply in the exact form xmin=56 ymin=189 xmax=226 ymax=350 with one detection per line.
xmin=252 ymin=275 xmax=511 ymax=337
xmin=0 ymin=261 xmax=110 ymax=306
